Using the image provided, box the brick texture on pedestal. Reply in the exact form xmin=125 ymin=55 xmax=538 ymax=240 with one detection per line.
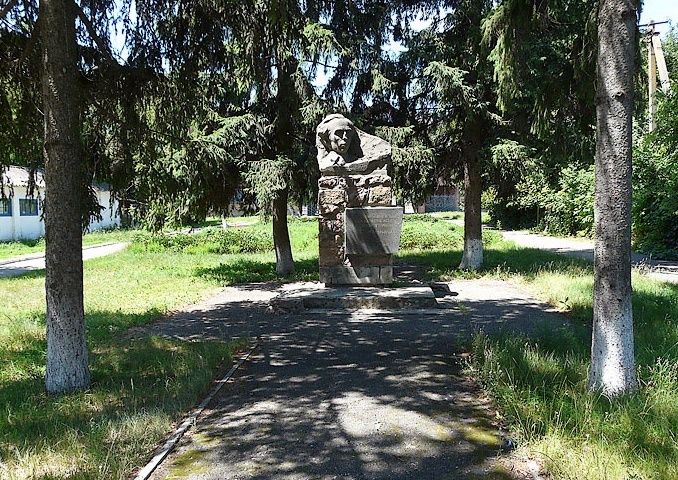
xmin=318 ymin=173 xmax=395 ymax=285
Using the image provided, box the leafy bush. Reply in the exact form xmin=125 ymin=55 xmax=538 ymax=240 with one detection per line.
xmin=132 ymin=227 xmax=273 ymax=254
xmin=403 ymin=213 xmax=440 ymax=223
xmin=632 ymin=93 xmax=678 ymax=258
xmin=541 ymin=165 xmax=594 ymax=237
xmin=507 ymin=164 xmax=594 ymax=237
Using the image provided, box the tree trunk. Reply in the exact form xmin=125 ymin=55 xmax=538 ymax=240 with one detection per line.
xmin=459 ymin=155 xmax=483 ymax=270
xmin=271 ymin=58 xmax=297 ymax=276
xmin=588 ymin=0 xmax=637 ymax=396
xmin=273 ymin=188 xmax=294 ymax=275
xmin=41 ymin=0 xmax=89 ymax=393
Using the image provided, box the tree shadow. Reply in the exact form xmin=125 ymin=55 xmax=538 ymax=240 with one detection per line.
xmin=0 ymin=312 xmax=241 ymax=479
xmin=138 ymin=278 xmax=577 ymax=479
xmin=194 ymin=257 xmax=319 ymax=285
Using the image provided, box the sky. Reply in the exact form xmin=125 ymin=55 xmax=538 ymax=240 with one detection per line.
xmin=107 ymin=0 xmax=677 ymax=94
xmin=640 ymin=0 xmax=678 ymax=36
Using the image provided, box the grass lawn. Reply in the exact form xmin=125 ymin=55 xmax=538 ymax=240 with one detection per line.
xmin=0 ymin=249 xmax=245 ymax=479
xmin=2 ymin=214 xmax=676 ymax=479
xmin=401 ymin=238 xmax=678 ymax=480
xmin=427 ymin=210 xmax=491 ymax=223
xmin=0 ymin=228 xmax=139 ymax=261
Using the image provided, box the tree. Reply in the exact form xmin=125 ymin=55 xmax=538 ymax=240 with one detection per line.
xmin=588 ymin=0 xmax=638 ymax=396
xmin=364 ymin=1 xmax=498 ymax=270
xmin=480 ymin=0 xmax=598 ymax=230
xmin=41 ymin=0 xmax=89 ymax=393
xmin=632 ymin=29 xmax=678 ymax=256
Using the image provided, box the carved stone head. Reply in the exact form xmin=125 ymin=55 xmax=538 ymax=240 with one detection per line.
xmin=316 ymin=114 xmax=362 ymax=164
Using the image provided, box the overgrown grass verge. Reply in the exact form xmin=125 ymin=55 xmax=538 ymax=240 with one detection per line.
xmin=0 ymin=250 xmax=245 ymax=479
xmin=445 ymin=242 xmax=678 ymax=480
xmin=398 ymin=231 xmax=677 ymax=479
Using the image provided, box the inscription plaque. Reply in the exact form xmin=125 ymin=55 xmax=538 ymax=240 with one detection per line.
xmin=345 ymin=207 xmax=403 ymax=255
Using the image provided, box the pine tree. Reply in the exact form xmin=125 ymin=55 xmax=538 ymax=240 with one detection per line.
xmin=41 ymin=0 xmax=90 ymax=393
xmin=360 ymin=1 xmax=499 ymax=270
xmin=588 ymin=0 xmax=638 ymax=396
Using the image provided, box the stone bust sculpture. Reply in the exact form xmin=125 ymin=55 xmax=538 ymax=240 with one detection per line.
xmin=316 ymin=113 xmax=391 ymax=175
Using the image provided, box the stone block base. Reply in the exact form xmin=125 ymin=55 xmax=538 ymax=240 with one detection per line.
xmin=320 ymin=265 xmax=393 ymax=286
xmin=269 ymin=283 xmax=438 ymax=311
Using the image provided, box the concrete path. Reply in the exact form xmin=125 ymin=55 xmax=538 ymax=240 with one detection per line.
xmin=0 ymin=242 xmax=128 ymax=278
xmin=501 ymin=230 xmax=678 ymax=284
xmin=134 ymin=279 xmax=563 ymax=480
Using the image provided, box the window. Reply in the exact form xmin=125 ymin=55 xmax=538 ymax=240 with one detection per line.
xmin=0 ymin=198 xmax=10 ymax=217
xmin=19 ymin=198 xmax=39 ymax=216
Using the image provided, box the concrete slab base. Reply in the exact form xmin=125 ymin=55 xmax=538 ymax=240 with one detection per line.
xmin=269 ymin=282 xmax=437 ymax=312
xmin=319 ymin=265 xmax=393 ymax=286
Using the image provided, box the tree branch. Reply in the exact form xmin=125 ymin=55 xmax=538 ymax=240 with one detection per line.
xmin=71 ymin=1 xmax=115 ymax=62
xmin=0 ymin=0 xmax=19 ymax=21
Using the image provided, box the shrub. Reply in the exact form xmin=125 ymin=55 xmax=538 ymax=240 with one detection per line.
xmin=403 ymin=213 xmax=440 ymax=223
xmin=132 ymin=227 xmax=273 ymax=255
xmin=541 ymin=165 xmax=595 ymax=237
xmin=632 ymin=93 xmax=678 ymax=258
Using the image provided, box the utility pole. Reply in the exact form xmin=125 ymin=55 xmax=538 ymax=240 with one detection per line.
xmin=640 ymin=20 xmax=671 ymax=132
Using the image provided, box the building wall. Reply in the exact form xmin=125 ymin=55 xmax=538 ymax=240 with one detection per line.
xmin=0 ymin=212 xmax=14 ymax=242
xmin=13 ymin=194 xmax=44 ymax=240
xmin=89 ymin=191 xmax=121 ymax=231
xmin=424 ymin=185 xmax=459 ymax=212
xmin=0 ymin=188 xmax=120 ymax=242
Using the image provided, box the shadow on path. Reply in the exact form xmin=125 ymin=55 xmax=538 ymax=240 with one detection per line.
xmin=142 ymin=279 xmax=562 ymax=479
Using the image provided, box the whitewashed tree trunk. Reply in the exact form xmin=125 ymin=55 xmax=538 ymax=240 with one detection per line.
xmin=459 ymin=155 xmax=483 ymax=270
xmin=42 ymin=0 xmax=90 ymax=393
xmin=588 ymin=0 xmax=638 ymax=396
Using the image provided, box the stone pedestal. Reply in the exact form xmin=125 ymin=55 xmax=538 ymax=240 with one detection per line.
xmin=314 ymin=113 xmax=403 ymax=286
xmin=270 ymin=283 xmax=437 ymax=312
xmin=318 ymin=173 xmax=403 ymax=285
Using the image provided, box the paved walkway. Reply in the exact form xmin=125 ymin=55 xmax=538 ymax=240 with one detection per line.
xmin=133 ymin=278 xmax=563 ymax=480
xmin=0 ymin=242 xmax=128 ymax=278
xmin=501 ymin=230 xmax=678 ymax=284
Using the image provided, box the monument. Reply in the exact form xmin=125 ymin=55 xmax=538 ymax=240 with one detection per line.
xmin=316 ymin=114 xmax=403 ymax=285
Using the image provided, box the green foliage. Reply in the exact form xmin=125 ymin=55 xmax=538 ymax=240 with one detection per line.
xmin=131 ymin=227 xmax=274 ymax=255
xmin=244 ymin=155 xmax=295 ymax=212
xmin=485 ymin=135 xmax=594 ymax=236
xmin=377 ymin=126 xmax=437 ymax=205
xmin=516 ymin=164 xmax=594 ymax=237
xmin=633 ymin=92 xmax=678 ymax=257
xmin=403 ymin=213 xmax=440 ymax=223
xmin=469 ymin=261 xmax=678 ymax=480
xmin=480 ymin=0 xmax=598 ymax=230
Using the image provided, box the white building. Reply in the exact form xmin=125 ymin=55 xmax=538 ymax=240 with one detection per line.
xmin=0 ymin=166 xmax=120 ymax=242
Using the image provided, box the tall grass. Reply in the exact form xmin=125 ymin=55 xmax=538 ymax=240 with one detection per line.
xmin=461 ymin=243 xmax=678 ymax=480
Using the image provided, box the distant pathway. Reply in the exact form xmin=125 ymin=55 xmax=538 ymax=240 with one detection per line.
xmin=501 ymin=230 xmax=678 ymax=284
xmin=133 ymin=278 xmax=562 ymax=480
xmin=0 ymin=242 xmax=128 ymax=278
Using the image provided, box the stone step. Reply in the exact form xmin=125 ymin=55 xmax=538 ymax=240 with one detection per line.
xmin=269 ymin=283 xmax=438 ymax=312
